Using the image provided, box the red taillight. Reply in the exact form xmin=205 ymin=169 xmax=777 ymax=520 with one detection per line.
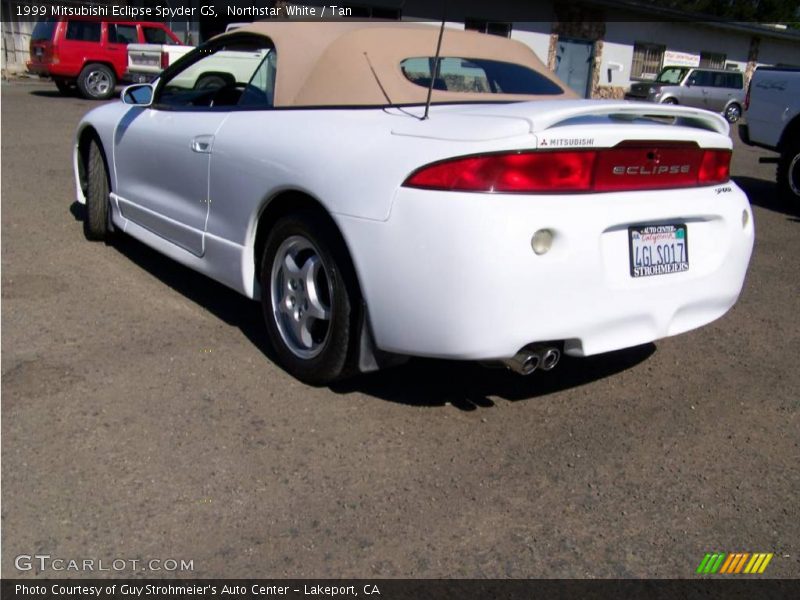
xmin=403 ymin=145 xmax=731 ymax=193
xmin=161 ymin=51 xmax=169 ymax=69
xmin=403 ymin=151 xmax=595 ymax=192
xmin=698 ymin=149 xmax=731 ymax=185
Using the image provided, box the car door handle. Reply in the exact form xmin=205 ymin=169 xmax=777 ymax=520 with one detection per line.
xmin=191 ymin=135 xmax=214 ymax=154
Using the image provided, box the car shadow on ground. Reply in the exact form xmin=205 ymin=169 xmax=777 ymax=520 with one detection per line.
xmin=29 ymin=88 xmax=110 ymax=103
xmin=29 ymin=89 xmax=65 ymax=98
xmin=70 ymin=202 xmax=656 ymax=408
xmin=330 ymin=345 xmax=655 ymax=409
xmin=734 ymin=176 xmax=800 ymax=219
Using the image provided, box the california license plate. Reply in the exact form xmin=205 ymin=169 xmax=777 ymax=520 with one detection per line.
xmin=628 ymin=224 xmax=689 ymax=278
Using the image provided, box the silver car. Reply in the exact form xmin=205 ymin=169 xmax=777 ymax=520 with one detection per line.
xmin=625 ymin=66 xmax=745 ymax=123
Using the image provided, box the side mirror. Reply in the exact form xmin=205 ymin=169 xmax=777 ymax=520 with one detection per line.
xmin=121 ymin=83 xmax=154 ymax=106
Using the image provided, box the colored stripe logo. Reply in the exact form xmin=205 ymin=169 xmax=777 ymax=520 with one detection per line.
xmin=696 ymin=552 xmax=773 ymax=574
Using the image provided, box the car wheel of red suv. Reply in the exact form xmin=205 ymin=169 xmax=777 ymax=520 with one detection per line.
xmin=78 ymin=63 xmax=116 ymax=100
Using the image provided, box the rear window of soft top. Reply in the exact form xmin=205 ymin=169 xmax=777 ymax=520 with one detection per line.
xmin=400 ymin=57 xmax=564 ymax=95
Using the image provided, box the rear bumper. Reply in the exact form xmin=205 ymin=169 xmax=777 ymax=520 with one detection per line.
xmin=124 ymin=69 xmax=159 ymax=84
xmin=26 ymin=62 xmax=50 ymax=76
xmin=338 ymin=184 xmax=754 ymax=360
xmin=26 ymin=61 xmax=73 ymax=79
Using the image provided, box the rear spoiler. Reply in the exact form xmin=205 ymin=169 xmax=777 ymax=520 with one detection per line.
xmin=468 ymin=100 xmax=731 ymax=136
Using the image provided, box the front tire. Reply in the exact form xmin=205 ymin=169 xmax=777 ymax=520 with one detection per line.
xmin=777 ymin=138 xmax=800 ymax=204
xmin=661 ymin=97 xmax=678 ymax=105
xmin=260 ymin=213 xmax=360 ymax=385
xmin=84 ymin=139 xmax=112 ymax=241
xmin=77 ymin=63 xmax=116 ymax=100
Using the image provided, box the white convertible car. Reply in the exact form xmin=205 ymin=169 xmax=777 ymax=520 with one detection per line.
xmin=74 ymin=22 xmax=754 ymax=385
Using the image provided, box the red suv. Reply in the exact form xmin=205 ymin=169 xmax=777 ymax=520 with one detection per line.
xmin=28 ymin=18 xmax=181 ymax=100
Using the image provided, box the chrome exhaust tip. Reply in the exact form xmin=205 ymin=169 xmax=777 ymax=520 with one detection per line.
xmin=503 ymin=343 xmax=562 ymax=375
xmin=504 ymin=349 xmax=541 ymax=375
xmin=539 ymin=347 xmax=561 ymax=371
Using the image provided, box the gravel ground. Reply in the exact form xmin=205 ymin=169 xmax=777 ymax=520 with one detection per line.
xmin=2 ymin=79 xmax=798 ymax=579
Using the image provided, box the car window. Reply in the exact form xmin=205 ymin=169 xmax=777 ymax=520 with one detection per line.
xmin=65 ymin=20 xmax=101 ymax=43
xmin=400 ymin=57 xmax=564 ymax=95
xmin=711 ymin=72 xmax=728 ymax=87
xmin=656 ymin=67 xmax=688 ymax=84
xmin=727 ymin=73 xmax=743 ymax=89
xmin=31 ymin=19 xmax=56 ymax=41
xmin=238 ymin=50 xmax=277 ymax=107
xmin=143 ymin=26 xmax=175 ymax=45
xmin=108 ymin=24 xmax=137 ymax=44
xmin=688 ymin=70 xmax=712 ymax=86
xmin=157 ymin=38 xmax=275 ymax=109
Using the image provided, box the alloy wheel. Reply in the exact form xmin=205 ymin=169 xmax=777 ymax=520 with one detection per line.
xmin=86 ymin=69 xmax=112 ymax=97
xmin=270 ymin=235 xmax=333 ymax=359
xmin=725 ymin=104 xmax=741 ymax=123
xmin=790 ymin=153 xmax=800 ymax=197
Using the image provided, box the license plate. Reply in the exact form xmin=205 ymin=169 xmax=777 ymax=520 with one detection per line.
xmin=132 ymin=55 xmax=158 ymax=66
xmin=34 ymin=47 xmax=43 ymax=57
xmin=628 ymin=224 xmax=689 ymax=278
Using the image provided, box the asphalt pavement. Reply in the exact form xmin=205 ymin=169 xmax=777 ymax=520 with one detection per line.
xmin=2 ymin=79 xmax=798 ymax=578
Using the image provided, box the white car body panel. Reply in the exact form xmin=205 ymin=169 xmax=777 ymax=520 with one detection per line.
xmin=113 ymin=107 xmax=230 ymax=256
xmin=338 ymin=184 xmax=751 ymax=358
xmin=74 ymin=98 xmax=753 ymax=362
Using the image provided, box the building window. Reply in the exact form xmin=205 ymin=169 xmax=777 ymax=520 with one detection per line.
xmin=465 ymin=19 xmax=512 ymax=38
xmin=631 ymin=41 xmax=665 ymax=80
xmin=700 ymin=51 xmax=726 ymax=69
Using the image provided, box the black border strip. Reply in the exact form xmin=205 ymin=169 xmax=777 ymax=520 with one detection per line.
xmin=3 ymin=579 xmax=800 ymax=600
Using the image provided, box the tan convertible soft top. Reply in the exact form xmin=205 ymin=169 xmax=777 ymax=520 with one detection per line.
xmin=216 ymin=21 xmax=574 ymax=107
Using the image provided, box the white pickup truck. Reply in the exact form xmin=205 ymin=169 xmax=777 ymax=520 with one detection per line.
xmin=126 ymin=42 xmax=194 ymax=83
xmin=126 ymin=24 xmax=249 ymax=84
xmin=741 ymin=66 xmax=800 ymax=203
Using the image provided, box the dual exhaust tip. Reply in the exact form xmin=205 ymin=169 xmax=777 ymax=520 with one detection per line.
xmin=504 ymin=344 xmax=561 ymax=376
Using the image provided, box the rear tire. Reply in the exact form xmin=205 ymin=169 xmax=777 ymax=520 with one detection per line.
xmin=724 ymin=102 xmax=742 ymax=124
xmin=260 ymin=213 xmax=360 ymax=385
xmin=195 ymin=74 xmax=227 ymax=90
xmin=77 ymin=63 xmax=116 ymax=100
xmin=777 ymin=138 xmax=800 ymax=205
xmin=662 ymin=97 xmax=678 ymax=105
xmin=84 ymin=139 xmax=112 ymax=241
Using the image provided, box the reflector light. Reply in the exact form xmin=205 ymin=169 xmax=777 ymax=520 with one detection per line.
xmin=403 ymin=145 xmax=731 ymax=193
xmin=161 ymin=51 xmax=169 ymax=69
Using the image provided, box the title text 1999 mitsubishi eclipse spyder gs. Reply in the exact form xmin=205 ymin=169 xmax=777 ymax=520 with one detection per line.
xmin=73 ymin=22 xmax=754 ymax=385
